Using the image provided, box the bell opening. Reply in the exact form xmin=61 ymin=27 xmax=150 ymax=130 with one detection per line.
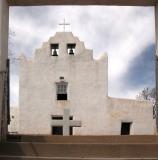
xmin=51 ymin=43 xmax=59 ymax=56
xmin=67 ymin=43 xmax=76 ymax=55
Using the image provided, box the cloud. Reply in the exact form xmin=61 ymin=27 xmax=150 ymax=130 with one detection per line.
xmin=109 ymin=43 xmax=156 ymax=99
xmin=9 ymin=6 xmax=155 ymax=104
xmin=124 ymin=43 xmax=155 ymax=89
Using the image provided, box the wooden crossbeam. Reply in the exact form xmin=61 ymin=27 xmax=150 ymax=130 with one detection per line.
xmin=8 ymin=0 xmax=156 ymax=6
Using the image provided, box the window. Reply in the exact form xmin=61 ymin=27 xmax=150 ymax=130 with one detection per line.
xmin=69 ymin=116 xmax=73 ymax=120
xmin=51 ymin=126 xmax=72 ymax=135
xmin=121 ymin=122 xmax=132 ymax=135
xmin=56 ymin=82 xmax=68 ymax=100
xmin=67 ymin=43 xmax=76 ymax=55
xmin=52 ymin=116 xmax=72 ymax=120
xmin=52 ymin=116 xmax=63 ymax=120
xmin=52 ymin=126 xmax=63 ymax=135
xmin=60 ymin=76 xmax=64 ymax=80
xmin=51 ymin=43 xmax=59 ymax=56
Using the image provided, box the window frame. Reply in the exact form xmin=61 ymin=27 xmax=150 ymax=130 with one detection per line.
xmin=56 ymin=81 xmax=68 ymax=100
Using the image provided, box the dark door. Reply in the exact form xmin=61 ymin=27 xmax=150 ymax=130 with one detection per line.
xmin=121 ymin=122 xmax=131 ymax=135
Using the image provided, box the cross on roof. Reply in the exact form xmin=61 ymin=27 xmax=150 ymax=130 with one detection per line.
xmin=51 ymin=109 xmax=81 ymax=136
xmin=59 ymin=19 xmax=70 ymax=32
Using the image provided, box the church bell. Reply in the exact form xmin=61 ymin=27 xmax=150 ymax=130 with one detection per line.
xmin=69 ymin=48 xmax=74 ymax=55
xmin=67 ymin=43 xmax=76 ymax=55
xmin=53 ymin=49 xmax=58 ymax=56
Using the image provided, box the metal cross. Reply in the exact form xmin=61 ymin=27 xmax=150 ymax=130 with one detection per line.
xmin=59 ymin=19 xmax=70 ymax=32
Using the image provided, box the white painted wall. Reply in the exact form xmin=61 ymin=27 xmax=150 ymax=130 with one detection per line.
xmin=16 ymin=32 xmax=156 ymax=135
xmin=107 ymin=97 xmax=156 ymax=135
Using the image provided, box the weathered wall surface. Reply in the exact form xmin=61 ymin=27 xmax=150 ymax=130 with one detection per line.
xmin=19 ymin=32 xmax=108 ymax=135
xmin=17 ymin=32 xmax=156 ymax=135
xmin=107 ymin=97 xmax=156 ymax=135
xmin=8 ymin=107 xmax=19 ymax=134
xmin=12 ymin=96 xmax=156 ymax=135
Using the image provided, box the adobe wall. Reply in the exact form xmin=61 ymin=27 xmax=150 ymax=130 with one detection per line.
xmin=19 ymin=32 xmax=108 ymax=135
xmin=18 ymin=32 xmax=156 ymax=135
xmin=107 ymin=97 xmax=156 ymax=135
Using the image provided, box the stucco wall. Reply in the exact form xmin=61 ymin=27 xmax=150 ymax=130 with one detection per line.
xmin=19 ymin=32 xmax=108 ymax=135
xmin=107 ymin=97 xmax=156 ymax=135
xmin=17 ymin=32 xmax=156 ymax=135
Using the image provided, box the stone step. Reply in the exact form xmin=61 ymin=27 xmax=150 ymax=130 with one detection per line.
xmin=7 ymin=135 xmax=158 ymax=143
xmin=1 ymin=142 xmax=158 ymax=158
xmin=1 ymin=156 xmax=158 ymax=160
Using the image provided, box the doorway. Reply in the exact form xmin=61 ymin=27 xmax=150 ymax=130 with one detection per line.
xmin=121 ymin=122 xmax=132 ymax=135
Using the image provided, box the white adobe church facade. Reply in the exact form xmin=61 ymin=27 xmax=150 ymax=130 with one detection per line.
xmin=9 ymin=32 xmax=156 ymax=135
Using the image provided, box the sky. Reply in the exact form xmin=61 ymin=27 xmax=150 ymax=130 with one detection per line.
xmin=9 ymin=6 xmax=156 ymax=106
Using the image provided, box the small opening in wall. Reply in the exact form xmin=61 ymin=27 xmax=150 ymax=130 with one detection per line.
xmin=52 ymin=116 xmax=63 ymax=120
xmin=70 ymin=126 xmax=73 ymax=135
xmin=67 ymin=43 xmax=76 ymax=55
xmin=69 ymin=116 xmax=73 ymax=120
xmin=52 ymin=126 xmax=63 ymax=135
xmin=51 ymin=44 xmax=59 ymax=56
xmin=121 ymin=122 xmax=132 ymax=135
xmin=57 ymin=94 xmax=67 ymax=100
xmin=60 ymin=76 xmax=64 ymax=80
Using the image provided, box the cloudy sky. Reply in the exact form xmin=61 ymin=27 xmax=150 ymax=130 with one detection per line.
xmin=9 ymin=6 xmax=155 ymax=106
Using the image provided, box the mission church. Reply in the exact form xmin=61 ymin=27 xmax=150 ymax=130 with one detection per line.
xmin=9 ymin=29 xmax=156 ymax=135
